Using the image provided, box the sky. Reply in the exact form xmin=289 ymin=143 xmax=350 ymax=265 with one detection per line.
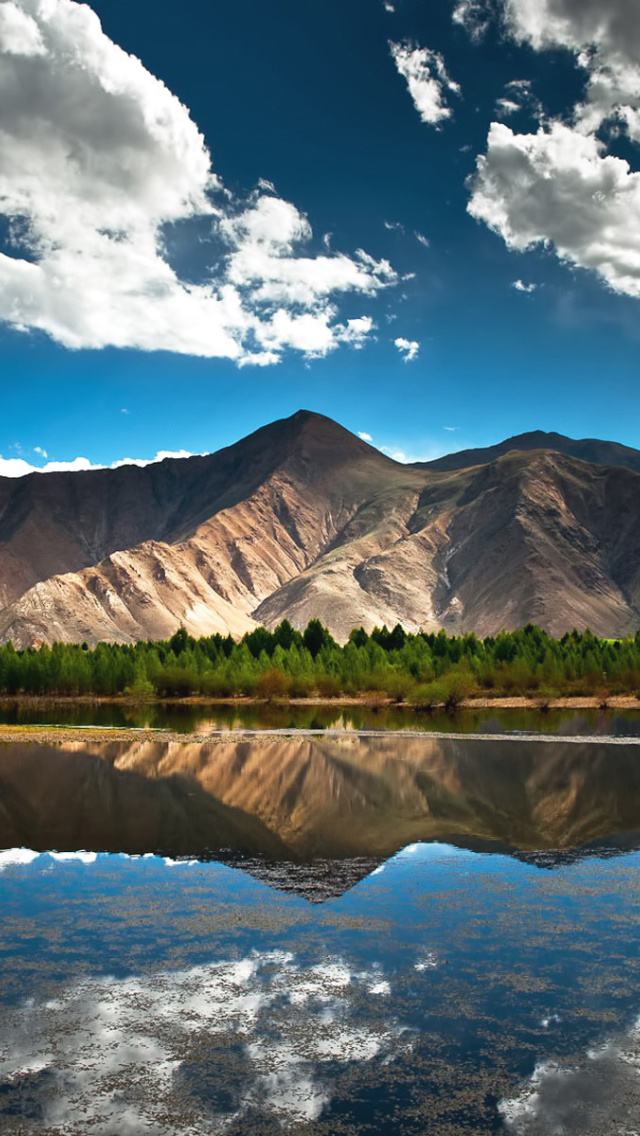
xmin=1 ymin=0 xmax=640 ymax=474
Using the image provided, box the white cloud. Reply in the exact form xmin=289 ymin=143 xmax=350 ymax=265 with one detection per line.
xmin=469 ymin=121 xmax=640 ymax=299
xmin=0 ymin=0 xmax=45 ymax=54
xmin=496 ymin=97 xmax=522 ymax=117
xmin=221 ymin=196 xmax=395 ymax=310
xmin=414 ymin=230 xmax=430 ymax=247
xmin=384 ymin=1 xmax=395 ymax=11
xmin=495 ymin=79 xmax=544 ymax=121
xmin=444 ymin=425 xmax=460 ymax=431
xmin=390 ymin=40 xmax=461 ymax=127
xmin=503 ymin=0 xmax=640 ymax=140
xmin=33 ymin=445 xmax=47 ymax=456
xmin=381 ymin=446 xmax=411 ymax=462
xmin=378 ymin=440 xmax=452 ymax=463
xmin=0 ymin=847 xmax=40 ymax=869
xmin=0 ymin=0 xmax=396 ymax=364
xmin=0 ymin=447 xmax=202 ymax=479
xmin=395 ymin=336 xmax=420 ymax=361
xmin=467 ymin=1 xmax=640 ymax=301
xmin=512 ymin=279 xmax=538 ymax=292
xmin=452 ymin=0 xmax=495 ymax=40
xmin=503 ymin=0 xmax=640 ymax=63
xmin=384 ymin=219 xmax=404 ymax=232
xmin=343 ymin=315 xmax=376 ymax=347
xmin=358 ymin=431 xmax=373 ymax=442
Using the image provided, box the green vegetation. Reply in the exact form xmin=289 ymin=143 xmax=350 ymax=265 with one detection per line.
xmin=0 ymin=621 xmax=640 ymax=703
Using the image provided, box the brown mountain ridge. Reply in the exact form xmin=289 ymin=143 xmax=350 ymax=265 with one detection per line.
xmin=0 ymin=410 xmax=638 ymax=645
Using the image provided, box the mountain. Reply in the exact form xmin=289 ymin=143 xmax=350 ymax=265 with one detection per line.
xmin=0 ymin=411 xmax=639 ymax=644
xmin=419 ymin=429 xmax=640 ymax=475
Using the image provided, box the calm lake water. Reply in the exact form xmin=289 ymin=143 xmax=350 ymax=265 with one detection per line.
xmin=2 ymin=699 xmax=640 ymax=736
xmin=1 ymin=732 xmax=640 ymax=1134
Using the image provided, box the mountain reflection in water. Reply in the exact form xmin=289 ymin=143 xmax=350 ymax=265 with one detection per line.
xmin=2 ymin=734 xmax=640 ymax=878
xmin=2 ymin=734 xmax=640 ymax=1134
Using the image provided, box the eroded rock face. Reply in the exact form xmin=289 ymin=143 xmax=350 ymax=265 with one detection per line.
xmin=0 ymin=410 xmax=639 ymax=645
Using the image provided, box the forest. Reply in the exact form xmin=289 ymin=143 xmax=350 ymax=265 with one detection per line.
xmin=0 ymin=621 xmax=639 ymax=704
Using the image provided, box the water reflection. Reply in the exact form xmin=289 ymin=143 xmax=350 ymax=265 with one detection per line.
xmin=2 ymin=735 xmax=640 ymax=875
xmin=0 ymin=947 xmax=404 ymax=1133
xmin=2 ymin=699 xmax=640 ymax=736
xmin=1 ymin=846 xmax=640 ymax=1134
xmin=2 ymin=736 xmax=640 ymax=1133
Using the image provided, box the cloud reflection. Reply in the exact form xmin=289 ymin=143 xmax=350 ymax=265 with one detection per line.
xmin=500 ymin=1018 xmax=640 ymax=1135
xmin=0 ymin=951 xmax=408 ymax=1133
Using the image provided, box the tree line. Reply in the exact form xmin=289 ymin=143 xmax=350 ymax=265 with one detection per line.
xmin=0 ymin=621 xmax=639 ymax=704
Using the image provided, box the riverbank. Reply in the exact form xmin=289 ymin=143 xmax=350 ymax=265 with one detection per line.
xmin=0 ymin=693 xmax=637 ymax=747
xmin=1 ymin=719 xmax=640 ymax=747
xmin=0 ymin=693 xmax=638 ymax=710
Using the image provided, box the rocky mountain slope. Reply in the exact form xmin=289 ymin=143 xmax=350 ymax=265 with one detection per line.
xmin=0 ymin=410 xmax=638 ymax=644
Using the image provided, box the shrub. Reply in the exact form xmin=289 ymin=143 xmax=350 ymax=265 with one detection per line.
xmin=256 ymin=668 xmax=290 ymax=701
xmin=123 ymin=679 xmax=155 ymax=700
xmin=153 ymin=667 xmax=198 ymax=698
xmin=440 ymin=670 xmax=476 ymax=710
xmin=535 ymin=686 xmax=560 ymax=711
xmin=288 ymin=675 xmax=314 ymax=699
xmin=238 ymin=672 xmax=258 ymax=697
xmin=316 ymin=674 xmax=342 ymax=699
xmin=409 ymin=681 xmax=448 ymax=710
xmin=200 ymin=673 xmax=235 ymax=698
xmin=381 ymin=672 xmax=414 ymax=703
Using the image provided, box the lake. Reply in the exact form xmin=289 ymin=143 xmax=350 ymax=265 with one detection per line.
xmin=1 ymin=730 xmax=640 ymax=1134
xmin=2 ymin=699 xmax=640 ymax=736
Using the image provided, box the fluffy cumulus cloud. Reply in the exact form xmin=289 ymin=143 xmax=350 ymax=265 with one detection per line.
xmin=395 ymin=336 xmax=420 ymax=361
xmin=469 ymin=122 xmax=640 ymax=298
xmin=0 ymin=0 xmax=396 ymax=364
xmin=390 ymin=41 xmax=461 ymax=127
xmin=503 ymin=0 xmax=640 ymax=65
xmin=0 ymin=946 xmax=408 ymax=1132
xmin=461 ymin=0 xmax=640 ymax=299
xmin=503 ymin=0 xmax=640 ymax=136
xmin=466 ymin=0 xmax=640 ymax=300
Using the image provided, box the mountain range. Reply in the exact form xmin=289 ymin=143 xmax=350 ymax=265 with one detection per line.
xmin=0 ymin=410 xmax=639 ymax=645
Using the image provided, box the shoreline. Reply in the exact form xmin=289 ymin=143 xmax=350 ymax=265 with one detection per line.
xmin=0 ymin=693 xmax=637 ymax=711
xmin=0 ymin=722 xmax=639 ymax=747
xmin=0 ymin=694 xmax=637 ymax=747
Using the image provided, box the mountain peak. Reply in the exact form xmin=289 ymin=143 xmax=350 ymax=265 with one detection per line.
xmin=420 ymin=430 xmax=640 ymax=476
xmin=239 ymin=409 xmax=392 ymax=472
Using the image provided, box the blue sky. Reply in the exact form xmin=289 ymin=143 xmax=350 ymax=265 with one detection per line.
xmin=1 ymin=0 xmax=639 ymax=472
